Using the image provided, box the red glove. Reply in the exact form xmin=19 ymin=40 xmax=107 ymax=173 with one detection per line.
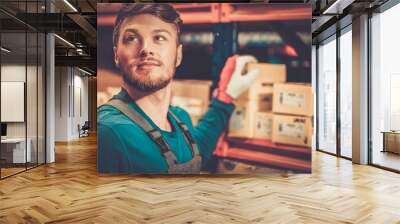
xmin=216 ymin=55 xmax=238 ymax=104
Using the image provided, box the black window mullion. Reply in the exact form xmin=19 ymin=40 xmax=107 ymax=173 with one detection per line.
xmin=367 ymin=11 xmax=373 ymax=165
xmin=336 ymin=29 xmax=341 ymax=157
xmin=25 ymin=0 xmax=28 ymax=171
xmin=316 ymin=44 xmax=320 ymax=151
xmin=44 ymin=0 xmax=48 ymax=165
xmin=36 ymin=0 xmax=39 ymax=168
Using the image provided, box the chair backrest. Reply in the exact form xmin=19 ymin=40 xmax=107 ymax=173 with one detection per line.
xmin=82 ymin=121 xmax=90 ymax=129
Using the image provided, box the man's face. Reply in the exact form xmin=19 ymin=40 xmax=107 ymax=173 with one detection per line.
xmin=114 ymin=14 xmax=182 ymax=92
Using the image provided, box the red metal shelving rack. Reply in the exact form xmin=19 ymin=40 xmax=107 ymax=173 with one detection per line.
xmin=97 ymin=3 xmax=311 ymax=26
xmin=214 ymin=136 xmax=312 ymax=172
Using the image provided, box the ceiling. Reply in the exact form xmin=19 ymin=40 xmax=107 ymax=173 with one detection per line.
xmin=311 ymin=0 xmax=390 ymax=43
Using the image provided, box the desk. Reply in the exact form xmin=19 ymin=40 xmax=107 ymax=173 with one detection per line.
xmin=381 ymin=131 xmax=400 ymax=154
xmin=1 ymin=138 xmax=31 ymax=163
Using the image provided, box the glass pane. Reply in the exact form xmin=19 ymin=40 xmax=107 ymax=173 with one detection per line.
xmin=317 ymin=36 xmax=337 ymax=154
xmin=312 ymin=45 xmax=317 ymax=151
xmin=0 ymin=1 xmax=28 ymax=32
xmin=371 ymin=4 xmax=400 ymax=171
xmin=27 ymin=31 xmax=38 ymax=169
xmin=339 ymin=29 xmax=352 ymax=158
xmin=38 ymin=33 xmax=45 ymax=165
xmin=1 ymin=31 xmax=27 ymax=177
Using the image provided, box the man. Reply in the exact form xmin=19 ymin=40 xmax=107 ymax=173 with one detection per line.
xmin=98 ymin=4 xmax=260 ymax=174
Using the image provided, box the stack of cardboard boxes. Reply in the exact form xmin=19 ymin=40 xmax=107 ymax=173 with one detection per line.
xmin=272 ymin=83 xmax=313 ymax=147
xmin=169 ymin=66 xmax=313 ymax=148
xmin=228 ymin=62 xmax=313 ymax=148
xmin=228 ymin=63 xmax=285 ymax=139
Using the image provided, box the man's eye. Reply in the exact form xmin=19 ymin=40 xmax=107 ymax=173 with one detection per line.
xmin=125 ymin=35 xmax=138 ymax=43
xmin=155 ymin=35 xmax=167 ymax=41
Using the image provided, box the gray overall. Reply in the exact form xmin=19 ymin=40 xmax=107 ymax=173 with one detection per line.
xmin=106 ymin=99 xmax=202 ymax=174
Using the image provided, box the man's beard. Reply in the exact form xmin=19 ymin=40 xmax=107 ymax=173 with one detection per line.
xmin=122 ymin=71 xmax=172 ymax=92
xmin=121 ymin=57 xmax=176 ymax=92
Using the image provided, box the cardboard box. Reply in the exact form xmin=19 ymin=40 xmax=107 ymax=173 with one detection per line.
xmin=237 ymin=62 xmax=286 ymax=100
xmin=171 ymin=80 xmax=212 ymax=125
xmin=235 ymin=84 xmax=273 ymax=113
xmin=253 ymin=112 xmax=273 ymax=140
xmin=191 ymin=115 xmax=201 ymax=126
xmin=228 ymin=100 xmax=253 ymax=138
xmin=272 ymin=114 xmax=313 ymax=147
xmin=257 ymin=89 xmax=273 ymax=112
xmin=273 ymin=83 xmax=313 ymax=117
xmin=247 ymin=62 xmax=287 ymax=84
xmin=229 ymin=93 xmax=274 ymax=139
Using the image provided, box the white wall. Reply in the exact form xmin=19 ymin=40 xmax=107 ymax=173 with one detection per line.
xmin=55 ymin=66 xmax=69 ymax=141
xmin=54 ymin=67 xmax=89 ymax=141
xmin=1 ymin=64 xmax=26 ymax=138
xmin=1 ymin=63 xmax=45 ymax=164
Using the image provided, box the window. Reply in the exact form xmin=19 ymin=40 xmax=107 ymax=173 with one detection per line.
xmin=0 ymin=1 xmax=47 ymax=179
xmin=317 ymin=36 xmax=337 ymax=154
xmin=339 ymin=27 xmax=352 ymax=158
xmin=370 ymin=2 xmax=400 ymax=171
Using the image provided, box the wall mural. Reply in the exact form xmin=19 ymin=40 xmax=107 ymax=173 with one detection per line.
xmin=97 ymin=3 xmax=312 ymax=174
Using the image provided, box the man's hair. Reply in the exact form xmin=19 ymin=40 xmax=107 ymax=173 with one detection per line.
xmin=113 ymin=3 xmax=182 ymax=47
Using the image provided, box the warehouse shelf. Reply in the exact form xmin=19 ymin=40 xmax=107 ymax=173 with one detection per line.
xmin=214 ymin=137 xmax=311 ymax=172
xmin=97 ymin=3 xmax=311 ymax=26
xmin=219 ymin=3 xmax=311 ymax=23
xmin=228 ymin=138 xmax=311 ymax=156
xmin=215 ymin=147 xmax=311 ymax=172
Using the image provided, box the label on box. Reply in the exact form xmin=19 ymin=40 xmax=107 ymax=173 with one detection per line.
xmin=230 ymin=107 xmax=246 ymax=131
xmin=258 ymin=94 xmax=273 ymax=112
xmin=255 ymin=115 xmax=272 ymax=138
xmin=279 ymin=92 xmax=305 ymax=108
xmin=277 ymin=121 xmax=306 ymax=139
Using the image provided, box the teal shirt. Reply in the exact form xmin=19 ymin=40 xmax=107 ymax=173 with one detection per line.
xmin=97 ymin=89 xmax=235 ymax=173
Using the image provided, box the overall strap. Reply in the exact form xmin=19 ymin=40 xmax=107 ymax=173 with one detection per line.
xmin=105 ymin=99 xmax=178 ymax=167
xmin=168 ymin=111 xmax=200 ymax=157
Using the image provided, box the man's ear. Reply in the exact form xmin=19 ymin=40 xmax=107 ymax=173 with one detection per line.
xmin=175 ymin=44 xmax=183 ymax=67
xmin=113 ymin=46 xmax=119 ymax=67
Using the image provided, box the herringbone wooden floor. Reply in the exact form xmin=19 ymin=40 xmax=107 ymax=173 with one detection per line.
xmin=1 ymin=135 xmax=400 ymax=224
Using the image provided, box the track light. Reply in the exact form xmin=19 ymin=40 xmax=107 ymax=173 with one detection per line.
xmin=54 ymin=34 xmax=75 ymax=48
xmin=1 ymin=47 xmax=11 ymax=53
xmin=77 ymin=67 xmax=93 ymax=76
xmin=63 ymin=0 xmax=78 ymax=12
xmin=322 ymin=0 xmax=355 ymax=15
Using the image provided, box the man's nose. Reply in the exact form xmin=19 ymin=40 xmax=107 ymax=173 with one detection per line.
xmin=139 ymin=38 xmax=155 ymax=58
